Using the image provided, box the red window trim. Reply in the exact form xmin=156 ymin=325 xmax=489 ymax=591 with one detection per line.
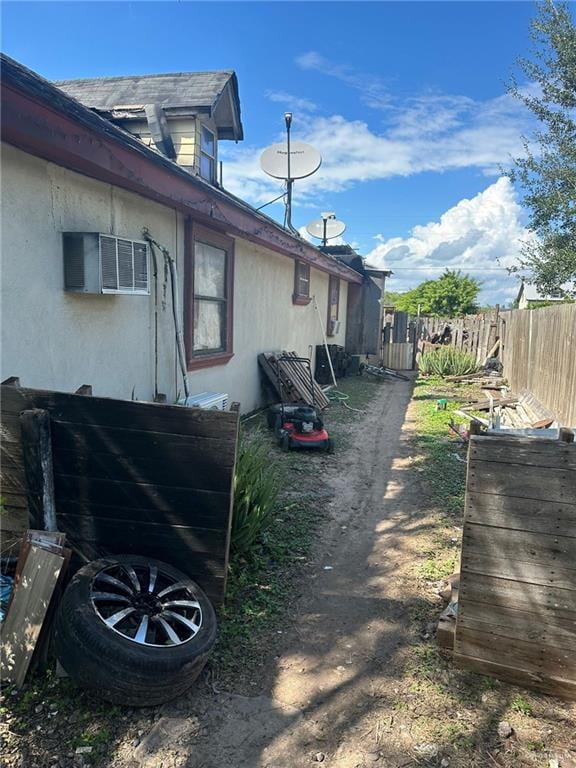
xmin=184 ymin=219 xmax=234 ymax=370
xmin=326 ymin=276 xmax=340 ymax=336
xmin=293 ymin=260 xmax=312 ymax=306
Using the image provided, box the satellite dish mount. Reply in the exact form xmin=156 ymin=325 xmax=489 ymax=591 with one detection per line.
xmin=305 ymin=212 xmax=347 ymax=246
xmin=259 ymin=116 xmax=322 ymax=236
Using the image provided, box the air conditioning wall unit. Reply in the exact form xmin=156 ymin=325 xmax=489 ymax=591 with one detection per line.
xmin=63 ymin=233 xmax=150 ymax=295
xmin=180 ymin=392 xmax=229 ymax=410
xmin=328 ymin=319 xmax=341 ymax=337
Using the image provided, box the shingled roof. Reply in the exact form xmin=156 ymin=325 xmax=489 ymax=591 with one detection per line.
xmin=54 ymin=71 xmax=243 ymax=140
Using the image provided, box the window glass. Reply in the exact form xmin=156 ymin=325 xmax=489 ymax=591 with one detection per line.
xmin=193 ymin=300 xmax=225 ymax=352
xmin=194 ymin=242 xmax=226 ymax=297
xmin=296 ymin=262 xmax=310 ymax=296
xmin=201 ymin=126 xmax=215 ymax=156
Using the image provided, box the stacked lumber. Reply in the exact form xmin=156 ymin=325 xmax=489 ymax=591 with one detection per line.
xmin=445 ymin=372 xmax=505 ymax=388
xmin=458 ymin=389 xmax=557 ymax=430
xmin=258 ymin=352 xmax=329 ymax=409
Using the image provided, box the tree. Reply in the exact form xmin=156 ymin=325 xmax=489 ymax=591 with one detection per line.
xmin=394 ymin=270 xmax=480 ymax=317
xmin=382 ymin=290 xmax=404 ymax=306
xmin=507 ymin=0 xmax=576 ymax=297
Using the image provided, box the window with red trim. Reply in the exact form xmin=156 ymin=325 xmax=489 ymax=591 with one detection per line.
xmin=293 ymin=261 xmax=311 ymax=305
xmin=185 ymin=224 xmax=234 ymax=370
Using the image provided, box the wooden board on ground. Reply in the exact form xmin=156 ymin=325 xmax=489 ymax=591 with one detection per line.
xmin=0 ymin=544 xmax=65 ymax=686
xmin=454 ymin=433 xmax=576 ymax=700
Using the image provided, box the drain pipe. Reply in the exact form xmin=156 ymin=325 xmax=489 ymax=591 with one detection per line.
xmin=143 ymin=229 xmax=190 ymax=401
xmin=312 ymin=295 xmax=337 ymax=387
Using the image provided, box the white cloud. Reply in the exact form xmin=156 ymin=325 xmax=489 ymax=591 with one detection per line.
xmin=366 ymin=177 xmax=532 ymax=306
xmin=220 ymin=89 xmax=531 ymax=207
xmin=295 ymin=51 xmax=391 ymax=110
xmin=265 ymin=90 xmax=317 ymax=113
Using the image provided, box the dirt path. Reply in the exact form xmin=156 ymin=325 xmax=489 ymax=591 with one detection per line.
xmin=124 ymin=378 xmax=431 ymax=768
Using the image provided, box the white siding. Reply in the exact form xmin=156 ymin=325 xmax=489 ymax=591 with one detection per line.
xmin=1 ymin=144 xmax=348 ymax=412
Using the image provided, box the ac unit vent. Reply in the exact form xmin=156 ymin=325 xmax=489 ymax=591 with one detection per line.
xmin=179 ymin=392 xmax=229 ymax=411
xmin=63 ymin=233 xmax=150 ymax=295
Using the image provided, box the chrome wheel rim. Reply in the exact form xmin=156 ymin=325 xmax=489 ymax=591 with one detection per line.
xmin=90 ymin=563 xmax=203 ymax=647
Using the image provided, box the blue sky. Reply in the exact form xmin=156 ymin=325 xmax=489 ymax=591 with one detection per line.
xmin=1 ymin=1 xmax=555 ymax=305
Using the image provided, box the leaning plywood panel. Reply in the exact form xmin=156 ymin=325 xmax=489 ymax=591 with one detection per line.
xmin=454 ymin=434 xmax=576 ymax=700
xmin=0 ymin=544 xmax=65 ymax=686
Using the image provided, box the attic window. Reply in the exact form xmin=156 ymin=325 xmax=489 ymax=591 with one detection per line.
xmin=200 ymin=126 xmax=216 ymax=182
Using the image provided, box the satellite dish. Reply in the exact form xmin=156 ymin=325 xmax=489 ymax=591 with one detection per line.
xmin=260 ymin=141 xmax=322 ymax=180
xmin=306 ymin=218 xmax=346 ymax=242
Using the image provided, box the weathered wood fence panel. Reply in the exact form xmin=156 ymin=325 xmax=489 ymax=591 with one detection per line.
xmin=455 ymin=434 xmax=576 ymax=700
xmin=0 ymin=384 xmax=240 ymax=604
xmin=501 ymin=304 xmax=576 ymax=427
xmin=419 ymin=304 xmax=576 ymax=425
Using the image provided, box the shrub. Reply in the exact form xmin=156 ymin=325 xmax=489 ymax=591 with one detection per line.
xmin=231 ymin=429 xmax=280 ymax=556
xmin=418 ymin=347 xmax=479 ymax=377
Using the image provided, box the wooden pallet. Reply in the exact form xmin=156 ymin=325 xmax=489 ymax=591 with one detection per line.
xmin=258 ymin=352 xmax=329 ymax=410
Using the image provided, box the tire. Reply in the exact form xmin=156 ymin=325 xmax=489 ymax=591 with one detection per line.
xmin=54 ymin=555 xmax=217 ymax=707
xmin=279 ymin=434 xmax=291 ymax=452
xmin=326 ymin=438 xmax=335 ymax=454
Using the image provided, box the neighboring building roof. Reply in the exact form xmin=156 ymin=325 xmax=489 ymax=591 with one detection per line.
xmin=516 ymin=282 xmax=567 ymax=303
xmin=54 ymin=70 xmax=243 ymax=140
xmin=320 ymin=244 xmax=392 ymax=278
xmin=1 ymin=54 xmax=359 ymax=284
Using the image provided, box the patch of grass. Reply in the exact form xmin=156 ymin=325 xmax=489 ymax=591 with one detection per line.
xmin=420 ymin=556 xmax=456 ymax=581
xmin=411 ymin=376 xmax=482 ymax=519
xmin=511 ymin=694 xmax=532 ymax=715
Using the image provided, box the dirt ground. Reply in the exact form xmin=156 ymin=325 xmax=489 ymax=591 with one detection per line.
xmin=3 ymin=376 xmax=575 ymax=768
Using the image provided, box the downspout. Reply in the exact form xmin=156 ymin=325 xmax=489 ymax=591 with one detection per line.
xmin=143 ymin=229 xmax=191 ymax=401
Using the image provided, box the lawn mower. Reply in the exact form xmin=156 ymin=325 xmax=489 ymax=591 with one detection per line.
xmin=267 ymin=355 xmax=334 ymax=452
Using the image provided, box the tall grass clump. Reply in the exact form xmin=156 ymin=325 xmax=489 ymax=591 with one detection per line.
xmin=231 ymin=429 xmax=280 ymax=556
xmin=418 ymin=347 xmax=479 ymax=377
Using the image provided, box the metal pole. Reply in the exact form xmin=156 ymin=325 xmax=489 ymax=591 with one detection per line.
xmin=284 ymin=112 xmax=296 ymax=234
xmin=322 ymin=216 xmax=327 ymax=247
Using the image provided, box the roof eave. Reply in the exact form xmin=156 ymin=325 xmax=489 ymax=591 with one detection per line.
xmin=0 ymin=55 xmax=357 ymax=283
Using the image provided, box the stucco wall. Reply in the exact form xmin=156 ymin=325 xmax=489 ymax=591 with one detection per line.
xmin=1 ymin=144 xmax=348 ymax=412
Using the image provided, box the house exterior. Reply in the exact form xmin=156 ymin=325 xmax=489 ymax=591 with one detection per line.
xmin=516 ymin=282 xmax=568 ymax=310
xmin=0 ymin=55 xmax=371 ymax=413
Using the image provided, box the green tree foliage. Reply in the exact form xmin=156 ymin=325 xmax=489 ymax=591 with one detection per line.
xmin=394 ymin=270 xmax=480 ymax=317
xmin=507 ymin=0 xmax=576 ymax=297
xmin=383 ymin=290 xmax=404 ymax=306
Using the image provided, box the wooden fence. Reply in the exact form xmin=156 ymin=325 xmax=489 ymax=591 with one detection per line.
xmin=419 ymin=304 xmax=576 ymax=426
xmin=455 ymin=433 xmax=576 ymax=699
xmin=0 ymin=381 xmax=240 ymax=604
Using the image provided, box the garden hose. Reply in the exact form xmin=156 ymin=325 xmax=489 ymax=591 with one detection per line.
xmin=326 ymin=389 xmax=366 ymax=414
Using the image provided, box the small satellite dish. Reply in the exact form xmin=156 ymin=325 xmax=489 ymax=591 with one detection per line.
xmin=260 ymin=141 xmax=322 ymax=180
xmin=306 ymin=218 xmax=346 ymax=241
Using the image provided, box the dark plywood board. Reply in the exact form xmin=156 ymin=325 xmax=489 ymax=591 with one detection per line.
xmin=0 ymin=384 xmax=240 ymax=605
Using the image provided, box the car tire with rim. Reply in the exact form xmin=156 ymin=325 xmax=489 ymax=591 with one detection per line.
xmin=54 ymin=555 xmax=217 ymax=706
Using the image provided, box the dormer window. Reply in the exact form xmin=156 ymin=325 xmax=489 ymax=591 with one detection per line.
xmin=200 ymin=125 xmax=216 ymax=182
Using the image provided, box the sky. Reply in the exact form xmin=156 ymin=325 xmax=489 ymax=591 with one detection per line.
xmin=1 ymin=1 xmax=557 ymax=305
